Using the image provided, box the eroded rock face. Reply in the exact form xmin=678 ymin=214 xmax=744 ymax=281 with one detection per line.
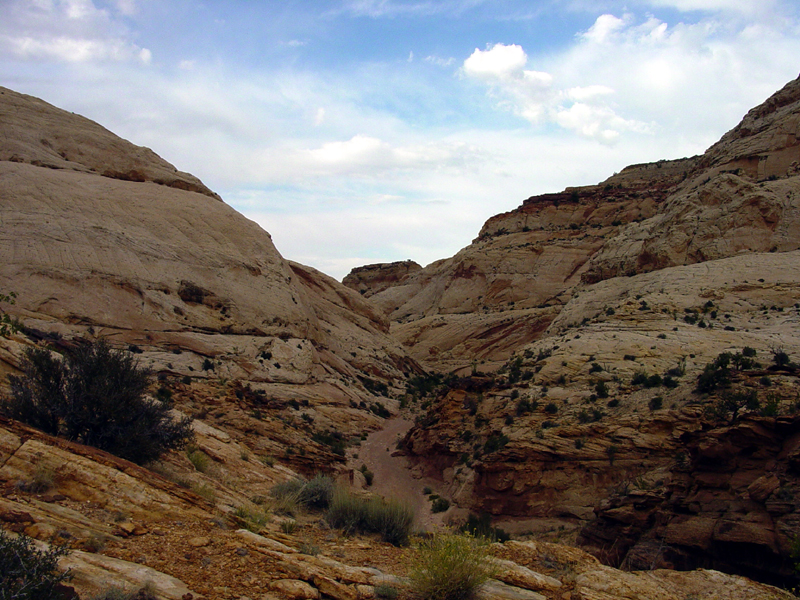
xmin=342 ymin=260 xmax=421 ymax=298
xmin=358 ymin=77 xmax=800 ymax=374
xmin=400 ymin=250 xmax=800 ymax=585
xmin=0 ymin=86 xmax=218 ymax=199
xmin=0 ymin=85 xmax=419 ymax=452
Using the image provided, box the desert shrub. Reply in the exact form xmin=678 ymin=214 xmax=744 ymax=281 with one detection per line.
xmin=301 ymin=474 xmax=336 ymax=509
xmin=649 ymin=396 xmax=663 ymax=411
xmin=16 ymin=462 xmax=55 ymax=494
xmin=515 ymin=399 xmax=532 ymax=416
xmin=696 ymin=352 xmax=732 ymax=393
xmin=0 ymin=291 xmax=20 ymax=338
xmin=544 ymin=402 xmax=558 ymax=414
xmin=662 ymin=376 xmax=678 ymax=389
xmin=483 ymin=432 xmax=509 ymax=454
xmin=312 ymin=430 xmax=346 ymax=456
xmin=326 ymin=489 xmax=414 ymax=546
xmin=595 ymin=381 xmax=609 ymax=398
xmin=704 ymin=388 xmax=759 ymax=423
xmin=631 ymin=370 xmax=649 ymax=386
xmin=431 ymin=497 xmax=450 ymax=513
xmin=374 ymin=584 xmax=399 ymax=600
xmin=270 ymin=478 xmax=305 ymax=515
xmin=363 ymin=470 xmax=374 ymax=486
xmin=459 ymin=512 xmax=510 ymax=542
xmin=233 ymin=505 xmax=270 ymax=532
xmin=0 ymin=526 xmax=72 ymax=600
xmin=408 ymin=534 xmax=497 ymax=600
xmin=2 ymin=340 xmax=193 ymax=464
xmin=772 ymin=347 xmax=791 ymax=368
xmin=187 ymin=448 xmax=211 ymax=473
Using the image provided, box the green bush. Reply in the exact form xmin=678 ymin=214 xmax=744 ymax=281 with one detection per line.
xmin=408 ymin=534 xmax=497 ymax=600
xmin=326 ymin=489 xmax=414 ymax=546
xmin=300 ymin=474 xmax=336 ymax=509
xmin=431 ymin=497 xmax=450 ymax=513
xmin=0 ymin=527 xmax=72 ymax=599
xmin=2 ymin=340 xmax=194 ymax=464
xmin=459 ymin=512 xmax=510 ymax=542
xmin=0 ymin=291 xmax=20 ymax=338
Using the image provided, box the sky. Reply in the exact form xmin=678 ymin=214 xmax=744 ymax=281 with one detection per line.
xmin=2 ymin=1 xmax=799 ymax=280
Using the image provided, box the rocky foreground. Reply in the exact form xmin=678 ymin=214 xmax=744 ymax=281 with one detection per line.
xmin=1 ymin=414 xmax=794 ymax=600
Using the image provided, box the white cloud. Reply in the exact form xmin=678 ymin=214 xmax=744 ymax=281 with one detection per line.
xmin=314 ymin=107 xmax=326 ymax=125
xmin=0 ymin=0 xmax=149 ymax=64
xmin=424 ymin=55 xmax=455 ymax=67
xmin=581 ymin=13 xmax=630 ymax=43
xmin=463 ymin=43 xmax=529 ymax=80
xmin=461 ymin=41 xmax=646 ymax=142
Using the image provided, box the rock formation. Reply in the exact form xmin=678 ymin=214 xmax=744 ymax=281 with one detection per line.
xmin=0 ymin=86 xmax=419 ymax=466
xmin=346 ymin=76 xmax=800 ymax=375
xmin=3 ymin=73 xmax=800 ymax=596
xmin=342 ymin=260 xmax=421 ymax=298
xmin=381 ymin=76 xmax=800 ymax=585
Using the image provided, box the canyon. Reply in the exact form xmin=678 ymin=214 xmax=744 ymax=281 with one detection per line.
xmin=1 ymin=75 xmax=800 ymax=598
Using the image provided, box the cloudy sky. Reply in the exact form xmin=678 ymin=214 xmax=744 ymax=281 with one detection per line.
xmin=2 ymin=1 xmax=799 ymax=280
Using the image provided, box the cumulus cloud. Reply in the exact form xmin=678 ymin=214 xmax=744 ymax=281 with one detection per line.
xmin=462 ymin=41 xmax=647 ymax=143
xmin=303 ymin=135 xmax=484 ymax=176
xmin=0 ymin=0 xmax=150 ymax=63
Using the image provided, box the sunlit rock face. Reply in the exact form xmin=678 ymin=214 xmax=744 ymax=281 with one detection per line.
xmin=0 ymin=85 xmax=421 ymax=454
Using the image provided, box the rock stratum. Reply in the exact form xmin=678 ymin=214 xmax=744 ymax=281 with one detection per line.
xmin=1 ymin=74 xmax=800 ymax=598
xmin=347 ymin=75 xmax=800 ymax=585
xmin=0 ymin=85 xmax=420 ymax=474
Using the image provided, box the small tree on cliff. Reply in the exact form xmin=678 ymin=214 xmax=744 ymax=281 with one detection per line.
xmin=2 ymin=339 xmax=194 ymax=464
xmin=0 ymin=291 xmax=20 ymax=338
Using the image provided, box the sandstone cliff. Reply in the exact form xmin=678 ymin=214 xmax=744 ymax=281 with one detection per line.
xmin=346 ymin=76 xmax=800 ymax=375
xmin=0 ymin=86 xmax=426 ymax=482
xmin=373 ymin=76 xmax=800 ymax=586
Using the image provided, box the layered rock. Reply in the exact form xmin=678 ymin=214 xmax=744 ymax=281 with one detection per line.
xmin=400 ymin=249 xmax=800 ymax=584
xmin=355 ymin=76 xmax=800 ymax=374
xmin=0 ymin=412 xmax=792 ymax=599
xmin=342 ymin=260 xmax=421 ymax=298
xmin=0 ymin=86 xmax=418 ymax=455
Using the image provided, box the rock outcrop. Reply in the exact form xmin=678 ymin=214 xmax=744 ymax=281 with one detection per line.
xmin=0 ymin=85 xmax=419 ymax=459
xmin=1 ymin=411 xmax=793 ymax=599
xmin=355 ymin=77 xmax=800 ymax=374
xmin=342 ymin=260 xmax=421 ymax=298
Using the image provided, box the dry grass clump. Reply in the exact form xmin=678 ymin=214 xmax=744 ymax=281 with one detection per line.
xmin=326 ymin=488 xmax=414 ymax=546
xmin=408 ymin=534 xmax=497 ymax=600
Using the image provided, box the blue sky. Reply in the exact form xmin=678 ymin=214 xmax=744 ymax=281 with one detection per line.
xmin=2 ymin=1 xmax=799 ymax=280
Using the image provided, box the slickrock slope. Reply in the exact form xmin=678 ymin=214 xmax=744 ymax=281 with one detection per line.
xmin=347 ymin=76 xmax=800 ymax=373
xmin=0 ymin=86 xmax=418 ymax=455
xmin=400 ymin=249 xmax=800 ymax=584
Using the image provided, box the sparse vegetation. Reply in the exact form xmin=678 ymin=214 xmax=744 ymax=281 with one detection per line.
xmin=326 ymin=488 xmax=414 ymax=546
xmin=408 ymin=534 xmax=497 ymax=600
xmin=0 ymin=291 xmax=20 ymax=338
xmin=2 ymin=340 xmax=194 ymax=464
xmin=431 ymin=497 xmax=450 ymax=513
xmin=0 ymin=526 xmax=72 ymax=599
xmin=459 ymin=512 xmax=510 ymax=542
